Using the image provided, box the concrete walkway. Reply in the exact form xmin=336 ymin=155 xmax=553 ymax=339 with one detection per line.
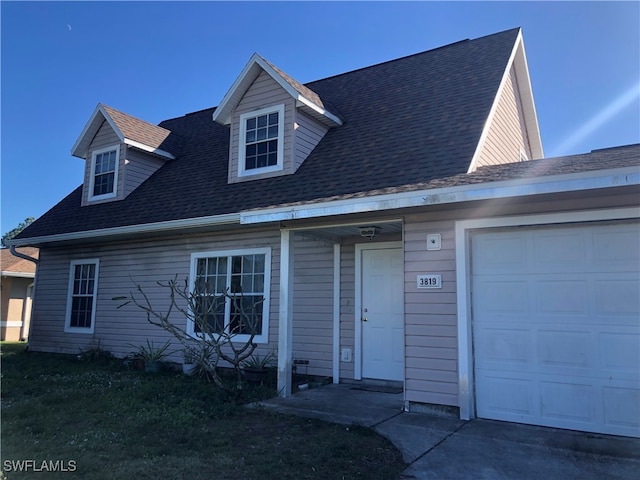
xmin=255 ymin=384 xmax=640 ymax=479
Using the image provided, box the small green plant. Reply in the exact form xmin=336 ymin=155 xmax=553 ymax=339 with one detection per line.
xmin=78 ymin=345 xmax=113 ymax=363
xmin=132 ymin=339 xmax=173 ymax=362
xmin=242 ymin=351 xmax=275 ymax=370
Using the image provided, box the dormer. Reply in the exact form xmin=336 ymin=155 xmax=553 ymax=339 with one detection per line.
xmin=212 ymin=54 xmax=342 ymax=183
xmin=72 ymin=104 xmax=179 ymax=206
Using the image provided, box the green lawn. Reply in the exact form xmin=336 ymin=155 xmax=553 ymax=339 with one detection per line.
xmin=0 ymin=343 xmax=405 ymax=479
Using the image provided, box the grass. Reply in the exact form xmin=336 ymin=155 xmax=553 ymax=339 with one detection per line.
xmin=0 ymin=343 xmax=405 ymax=479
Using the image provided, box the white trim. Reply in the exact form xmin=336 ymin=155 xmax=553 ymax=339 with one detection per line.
xmin=123 ymin=139 xmax=174 ymax=160
xmin=238 ymin=104 xmax=285 ymax=177
xmin=88 ymin=144 xmax=120 ymax=201
xmin=278 ymin=229 xmax=294 ymax=396
xmin=241 ymin=165 xmax=640 ymax=224
xmin=187 ymin=247 xmax=271 ymax=344
xmin=354 ymin=241 xmax=403 ymax=380
xmin=1 ymin=321 xmax=23 ymax=328
xmin=332 ymin=243 xmax=341 ymax=384
xmin=1 ymin=271 xmax=35 ymax=278
xmin=6 ymin=213 xmax=241 ymax=247
xmin=296 ymin=96 xmax=343 ymax=126
xmin=64 ymin=258 xmax=99 ymax=334
xmin=455 ymin=207 xmax=640 ymax=421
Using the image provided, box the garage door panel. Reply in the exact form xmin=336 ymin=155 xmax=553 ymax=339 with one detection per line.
xmin=474 ymin=280 xmax=529 ymax=315
xmin=475 ymin=328 xmax=531 ymax=364
xmin=533 ymin=231 xmax=587 ymax=268
xmin=535 ymin=280 xmax=588 ymax=315
xmin=476 ymin=375 xmax=534 ymax=416
xmin=539 ymin=380 xmax=594 ymax=422
xmin=537 ymin=330 xmax=590 ymax=368
xmin=603 ymin=387 xmax=640 ymax=428
xmin=595 ymin=279 xmax=639 ymax=316
xmin=472 ymin=221 xmax=640 ymax=437
xmin=600 ymin=331 xmax=640 ymax=373
xmin=593 ymin=228 xmax=640 ymax=267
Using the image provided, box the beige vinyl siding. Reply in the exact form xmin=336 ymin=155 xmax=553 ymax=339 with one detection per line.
xmin=122 ymin=147 xmax=165 ymax=197
xmin=292 ymin=235 xmax=334 ymax=377
xmin=82 ymin=120 xmax=124 ymax=206
xmin=403 ymin=217 xmax=458 ymax=406
xmin=229 ymin=71 xmax=294 ymax=183
xmin=28 ymin=228 xmax=281 ymax=362
xmin=476 ymin=66 xmax=532 ymax=168
xmin=294 ymin=111 xmax=329 ymax=171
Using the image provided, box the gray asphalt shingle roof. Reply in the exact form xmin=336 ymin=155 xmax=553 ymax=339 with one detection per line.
xmin=18 ymin=28 xmax=635 ymax=242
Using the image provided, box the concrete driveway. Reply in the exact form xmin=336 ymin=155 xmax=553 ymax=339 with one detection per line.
xmin=256 ymin=384 xmax=640 ymax=479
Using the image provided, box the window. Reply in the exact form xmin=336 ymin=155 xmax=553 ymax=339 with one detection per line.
xmin=65 ymin=259 xmax=99 ymax=333
xmin=238 ymin=105 xmax=284 ymax=176
xmin=89 ymin=145 xmax=120 ymax=200
xmin=189 ymin=248 xmax=271 ymax=343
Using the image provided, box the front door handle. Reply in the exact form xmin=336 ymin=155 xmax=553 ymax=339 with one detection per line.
xmin=362 ymin=317 xmax=368 ymax=322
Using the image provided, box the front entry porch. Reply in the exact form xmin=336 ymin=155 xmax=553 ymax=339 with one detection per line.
xmin=275 ymin=219 xmax=405 ymax=397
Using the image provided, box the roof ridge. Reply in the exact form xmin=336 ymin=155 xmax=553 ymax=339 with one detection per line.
xmin=304 ymin=27 xmax=521 ymax=87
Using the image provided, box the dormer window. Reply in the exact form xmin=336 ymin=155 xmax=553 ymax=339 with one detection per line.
xmin=238 ymin=105 xmax=284 ymax=177
xmin=89 ymin=145 xmax=120 ymax=200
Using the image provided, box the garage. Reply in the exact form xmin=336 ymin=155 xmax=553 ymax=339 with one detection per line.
xmin=471 ymin=221 xmax=640 ymax=437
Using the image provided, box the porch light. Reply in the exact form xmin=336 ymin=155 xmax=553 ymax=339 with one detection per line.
xmin=358 ymin=226 xmax=381 ymax=240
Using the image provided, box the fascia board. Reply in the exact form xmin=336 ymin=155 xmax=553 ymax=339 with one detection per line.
xmin=1 ymin=271 xmax=35 ymax=278
xmin=71 ymin=104 xmax=125 ymax=158
xmin=297 ymin=96 xmax=343 ymax=126
xmin=240 ymin=166 xmax=640 ymax=224
xmin=6 ymin=213 xmax=241 ymax=247
xmin=123 ymin=139 xmax=175 ymax=160
xmin=513 ymin=34 xmax=544 ymax=159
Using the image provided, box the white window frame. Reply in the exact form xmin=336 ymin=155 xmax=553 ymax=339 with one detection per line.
xmin=89 ymin=144 xmax=120 ymax=201
xmin=65 ymin=259 xmax=100 ymax=334
xmin=238 ymin=105 xmax=285 ymax=177
xmin=188 ymin=247 xmax=271 ymax=344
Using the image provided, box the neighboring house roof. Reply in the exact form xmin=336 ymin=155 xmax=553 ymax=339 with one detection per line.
xmin=1 ymin=247 xmax=39 ymax=277
xmin=71 ymin=103 xmax=181 ymax=160
xmin=16 ymin=27 xmax=627 ymax=245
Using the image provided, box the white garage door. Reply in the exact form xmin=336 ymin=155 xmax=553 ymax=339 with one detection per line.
xmin=471 ymin=221 xmax=640 ymax=437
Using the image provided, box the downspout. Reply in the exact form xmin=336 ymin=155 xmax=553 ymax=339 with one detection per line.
xmin=9 ymin=246 xmax=39 ymax=348
xmin=9 ymin=246 xmax=39 ymax=265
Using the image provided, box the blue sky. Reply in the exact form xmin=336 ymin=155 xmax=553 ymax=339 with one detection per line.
xmin=2 ymin=1 xmax=639 ymax=234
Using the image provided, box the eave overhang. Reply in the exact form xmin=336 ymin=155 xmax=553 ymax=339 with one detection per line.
xmin=212 ymin=53 xmax=343 ymax=127
xmin=240 ymin=166 xmax=639 ymax=224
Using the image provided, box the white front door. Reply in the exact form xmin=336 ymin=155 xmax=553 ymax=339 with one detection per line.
xmin=361 ymin=247 xmax=404 ymax=381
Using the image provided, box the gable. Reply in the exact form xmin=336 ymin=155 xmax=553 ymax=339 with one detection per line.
xmin=469 ymin=30 xmax=543 ymax=171
xmin=474 ymin=65 xmax=532 ymax=168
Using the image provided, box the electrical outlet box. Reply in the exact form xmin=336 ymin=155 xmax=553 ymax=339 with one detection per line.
xmin=341 ymin=348 xmax=352 ymax=362
xmin=426 ymin=233 xmax=442 ymax=251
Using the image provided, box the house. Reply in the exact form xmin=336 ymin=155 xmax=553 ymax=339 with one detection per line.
xmin=1 ymin=247 xmax=38 ymax=341
xmin=9 ymin=28 xmax=640 ymax=438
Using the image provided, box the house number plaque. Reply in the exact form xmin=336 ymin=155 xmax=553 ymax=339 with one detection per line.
xmin=417 ymin=274 xmax=442 ymax=289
